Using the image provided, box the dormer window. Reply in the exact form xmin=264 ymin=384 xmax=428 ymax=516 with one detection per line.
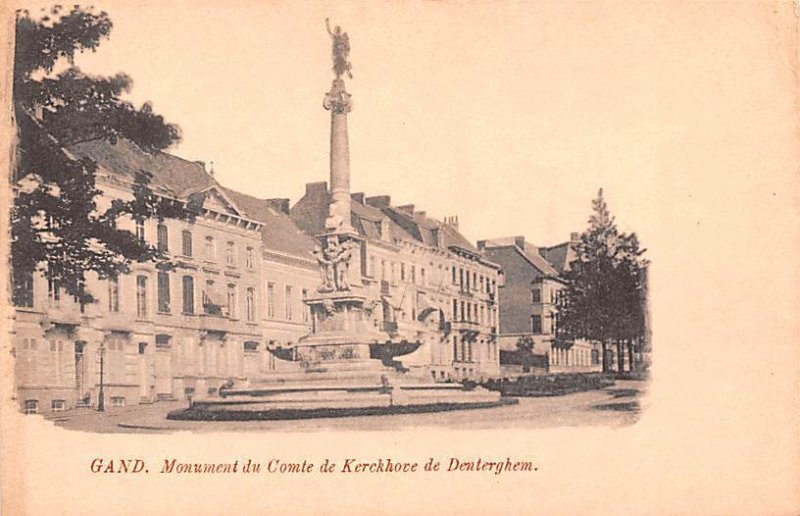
xmin=380 ymin=219 xmax=391 ymax=242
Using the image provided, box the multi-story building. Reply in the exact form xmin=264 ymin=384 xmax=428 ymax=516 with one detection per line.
xmin=291 ymin=182 xmax=502 ymax=381
xmin=10 ymin=134 xmax=317 ymax=414
xmin=478 ymin=235 xmax=602 ymax=374
xmin=217 ymin=188 xmax=319 ymax=377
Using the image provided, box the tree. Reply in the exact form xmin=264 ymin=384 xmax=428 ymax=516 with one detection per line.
xmin=556 ymin=189 xmax=648 ymax=372
xmin=11 ymin=6 xmax=201 ymax=304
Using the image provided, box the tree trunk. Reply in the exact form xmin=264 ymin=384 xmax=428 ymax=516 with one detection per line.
xmin=601 ymin=341 xmax=608 ymax=372
xmin=616 ymin=340 xmax=625 ymax=372
xmin=628 ymin=339 xmax=635 ymax=372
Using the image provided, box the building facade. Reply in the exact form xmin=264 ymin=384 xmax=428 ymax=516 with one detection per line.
xmin=10 ymin=136 xmax=319 ymax=413
xmin=478 ymin=235 xmax=602 ymax=375
xmin=291 ymin=183 xmax=502 ymax=381
xmin=10 ymin=135 xmax=506 ymax=413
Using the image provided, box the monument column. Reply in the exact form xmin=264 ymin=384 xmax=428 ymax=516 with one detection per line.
xmin=323 ymin=19 xmax=354 ymax=233
xmin=323 ymin=78 xmax=353 ymax=232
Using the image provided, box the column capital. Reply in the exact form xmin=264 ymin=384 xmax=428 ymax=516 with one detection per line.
xmin=323 ymin=78 xmax=352 ymax=115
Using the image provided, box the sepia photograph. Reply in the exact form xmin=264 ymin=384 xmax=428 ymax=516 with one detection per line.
xmin=1 ymin=1 xmax=797 ymax=515
xmin=7 ymin=3 xmax=650 ymax=432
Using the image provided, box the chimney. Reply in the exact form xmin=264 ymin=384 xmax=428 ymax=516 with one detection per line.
xmin=514 ymin=236 xmax=526 ymax=249
xmin=305 ymin=181 xmax=328 ymax=196
xmin=266 ymin=198 xmax=290 ymax=214
xmin=397 ymin=204 xmax=415 ymax=215
xmin=443 ymin=215 xmax=459 ymax=231
xmin=351 ymin=192 xmax=365 ymax=204
xmin=477 ymin=240 xmax=486 ymax=250
xmin=366 ymin=195 xmax=391 ymax=208
xmin=208 ymin=161 xmax=215 ymax=176
xmin=570 ymin=232 xmax=580 ymax=242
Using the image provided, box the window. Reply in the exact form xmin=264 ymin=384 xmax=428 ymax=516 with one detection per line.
xmin=136 ymin=276 xmax=148 ymax=318
xmin=204 ymin=236 xmax=215 ymax=260
xmin=531 ymin=315 xmax=542 ymax=334
xmin=550 ymin=288 xmax=556 ymax=304
xmin=157 ymin=224 xmax=169 ymax=252
xmin=452 ymin=299 xmax=458 ymax=319
xmin=302 ymin=289 xmax=309 ymax=322
xmin=390 ymin=262 xmax=397 ymax=285
xmin=138 ymin=342 xmax=147 ymax=354
xmin=108 ymin=276 xmax=120 ymax=312
xmin=47 ymin=263 xmax=60 ymax=302
xmin=266 ymin=282 xmax=276 ymax=318
xmin=51 ymin=399 xmax=66 ymax=412
xmin=420 ymin=268 xmax=426 ymax=286
xmin=400 ymin=263 xmax=406 ymax=282
xmin=591 ymin=349 xmax=600 ymax=365
xmin=246 ymin=287 xmax=256 ymax=322
xmin=135 ymin=219 xmax=145 ymax=243
xmin=111 ymin=396 xmax=126 ymax=407
xmin=182 ymin=276 xmax=194 ymax=314
xmin=12 ymin=269 xmax=34 ymax=307
xmin=531 ymin=288 xmax=541 ymax=303
xmin=369 ymin=256 xmax=376 ymax=277
xmin=381 ymin=260 xmax=387 ymax=282
xmin=157 ymin=272 xmax=170 ymax=313
xmin=245 ymin=247 xmax=254 ymax=268
xmin=156 ymin=334 xmax=172 ymax=348
xmin=243 ymin=341 xmax=259 ymax=352
xmin=411 ymin=265 xmax=416 ymax=284
xmin=24 ymin=400 xmax=38 ymax=415
xmin=285 ymin=285 xmax=293 ymax=320
xmin=226 ymin=284 xmax=237 ymax=318
xmin=182 ymin=230 xmax=193 ymax=257
xmin=203 ymin=280 xmax=219 ymax=314
xmin=452 ymin=266 xmax=457 ymax=284
xmin=226 ymin=241 xmax=235 ymax=266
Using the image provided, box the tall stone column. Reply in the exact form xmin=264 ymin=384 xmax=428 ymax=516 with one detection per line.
xmin=323 ymin=78 xmax=353 ymax=232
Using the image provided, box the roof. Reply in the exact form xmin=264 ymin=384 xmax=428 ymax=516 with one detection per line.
xmin=537 ymin=241 xmax=576 ymax=274
xmin=382 ymin=207 xmax=479 ymax=253
xmin=290 ymin=185 xmax=417 ymax=245
xmin=68 ymin=137 xmax=316 ymax=261
xmin=290 ymin=184 xmax=484 ymax=257
xmin=220 ymin=187 xmax=317 ymax=260
xmin=68 ymin=138 xmax=216 ymax=198
xmin=480 ymin=237 xmax=560 ymax=276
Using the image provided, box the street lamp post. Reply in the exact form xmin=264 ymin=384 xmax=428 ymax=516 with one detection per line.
xmin=97 ymin=343 xmax=105 ymax=412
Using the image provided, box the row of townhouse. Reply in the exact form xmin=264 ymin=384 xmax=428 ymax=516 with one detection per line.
xmin=10 ymin=135 xmax=319 ymax=414
xmin=10 ymin=133 xmax=506 ymax=414
xmin=290 ymin=184 xmax=503 ymax=382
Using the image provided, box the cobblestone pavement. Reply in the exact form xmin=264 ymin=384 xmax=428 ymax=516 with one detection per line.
xmin=43 ymin=380 xmax=647 ymax=433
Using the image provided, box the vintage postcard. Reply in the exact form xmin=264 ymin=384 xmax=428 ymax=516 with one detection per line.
xmin=1 ymin=1 xmax=798 ymax=515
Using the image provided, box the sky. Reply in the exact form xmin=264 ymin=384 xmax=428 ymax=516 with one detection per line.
xmin=17 ymin=1 xmax=796 ymax=254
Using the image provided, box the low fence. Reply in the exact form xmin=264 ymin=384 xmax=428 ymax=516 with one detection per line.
xmin=481 ymin=372 xmax=616 ymax=397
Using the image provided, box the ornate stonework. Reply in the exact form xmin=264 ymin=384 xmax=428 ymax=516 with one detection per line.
xmin=323 ymin=79 xmax=352 ymax=115
xmin=312 ymin=235 xmax=357 ymax=293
